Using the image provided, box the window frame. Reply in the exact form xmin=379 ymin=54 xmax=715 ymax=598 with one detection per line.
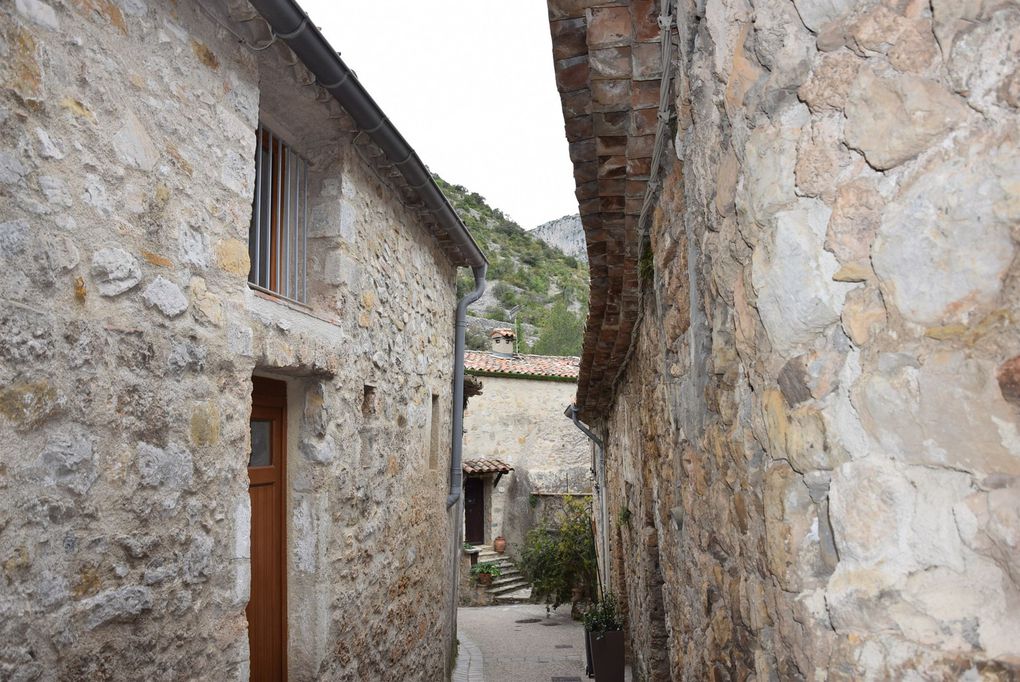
xmin=249 ymin=122 xmax=310 ymax=305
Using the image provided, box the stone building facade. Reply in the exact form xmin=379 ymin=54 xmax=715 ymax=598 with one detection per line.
xmin=1 ymin=0 xmax=484 ymax=679
xmin=548 ymin=0 xmax=1020 ymax=680
xmin=462 ymin=334 xmax=590 ymax=554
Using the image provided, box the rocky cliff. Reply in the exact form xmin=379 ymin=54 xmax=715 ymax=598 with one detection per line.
xmin=529 ymin=214 xmax=587 ymax=263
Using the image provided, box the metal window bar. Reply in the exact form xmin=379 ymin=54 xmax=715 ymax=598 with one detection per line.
xmin=248 ymin=124 xmax=308 ymax=303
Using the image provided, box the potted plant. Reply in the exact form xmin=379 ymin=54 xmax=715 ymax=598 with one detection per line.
xmin=583 ymin=593 xmax=624 ymax=681
xmin=470 ymin=561 xmax=501 ymax=586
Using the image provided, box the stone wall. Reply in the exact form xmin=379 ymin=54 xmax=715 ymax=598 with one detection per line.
xmin=585 ymin=0 xmax=1020 ymax=679
xmin=0 ymin=1 xmax=460 ymax=679
xmin=462 ymin=375 xmax=591 ymax=553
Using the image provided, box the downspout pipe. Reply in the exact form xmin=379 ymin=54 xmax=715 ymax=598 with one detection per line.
xmin=447 ymin=265 xmax=488 ymax=509
xmin=249 ymin=0 xmax=486 ymax=270
xmin=566 ymin=404 xmax=610 ymax=594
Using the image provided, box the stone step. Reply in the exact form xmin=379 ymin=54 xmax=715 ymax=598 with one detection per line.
xmin=487 ymin=574 xmax=524 ymax=589
xmin=487 ymin=578 xmax=531 ymax=596
xmin=494 ymin=586 xmax=533 ymax=604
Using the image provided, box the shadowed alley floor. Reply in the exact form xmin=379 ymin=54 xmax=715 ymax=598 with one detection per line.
xmin=455 ymin=604 xmax=634 ymax=682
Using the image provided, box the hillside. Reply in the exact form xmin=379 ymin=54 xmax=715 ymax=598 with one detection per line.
xmin=530 ymin=214 xmax=587 ymax=263
xmin=435 ymin=176 xmax=589 ymax=355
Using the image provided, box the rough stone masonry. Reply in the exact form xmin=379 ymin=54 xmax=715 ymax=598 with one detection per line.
xmin=548 ymin=0 xmax=1020 ymax=679
xmin=0 ymin=0 xmax=466 ymax=680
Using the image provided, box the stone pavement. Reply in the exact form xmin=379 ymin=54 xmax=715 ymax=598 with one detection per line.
xmin=456 ymin=603 xmax=633 ymax=682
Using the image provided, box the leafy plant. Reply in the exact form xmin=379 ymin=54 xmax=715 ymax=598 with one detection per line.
xmin=583 ymin=593 xmax=624 ymax=635
xmin=618 ymin=505 xmax=632 ymax=527
xmin=519 ymin=496 xmax=598 ymax=609
xmin=463 ymin=542 xmax=476 ymax=551
xmin=528 ymin=493 xmax=539 ymax=509
xmin=470 ymin=562 xmax=502 ymax=579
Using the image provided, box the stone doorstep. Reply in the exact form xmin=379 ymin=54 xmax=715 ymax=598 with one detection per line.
xmin=494 ymin=587 xmax=534 ymax=604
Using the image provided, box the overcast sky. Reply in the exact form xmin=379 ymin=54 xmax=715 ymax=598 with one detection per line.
xmin=298 ymin=0 xmax=578 ymax=230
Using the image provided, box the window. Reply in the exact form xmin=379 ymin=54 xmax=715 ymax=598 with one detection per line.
xmin=249 ymin=123 xmax=309 ymax=303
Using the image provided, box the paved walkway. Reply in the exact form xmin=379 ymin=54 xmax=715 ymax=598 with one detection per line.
xmin=455 ymin=603 xmax=589 ymax=682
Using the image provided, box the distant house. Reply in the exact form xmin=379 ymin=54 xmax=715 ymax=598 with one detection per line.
xmin=0 ymin=1 xmax=485 ymax=679
xmin=462 ymin=329 xmax=591 ymax=554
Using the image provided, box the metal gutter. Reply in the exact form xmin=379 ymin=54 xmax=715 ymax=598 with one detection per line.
xmin=248 ymin=0 xmax=487 ymax=269
xmin=448 ymin=265 xmax=488 ymax=509
xmin=565 ymin=404 xmax=610 ymax=594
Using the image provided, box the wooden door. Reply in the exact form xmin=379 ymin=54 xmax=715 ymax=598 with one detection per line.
xmin=248 ymin=377 xmax=287 ymax=681
xmin=464 ymin=477 xmax=485 ymax=545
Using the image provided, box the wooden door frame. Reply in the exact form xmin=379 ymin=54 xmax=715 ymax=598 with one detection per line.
xmin=250 ymin=376 xmax=288 ymax=681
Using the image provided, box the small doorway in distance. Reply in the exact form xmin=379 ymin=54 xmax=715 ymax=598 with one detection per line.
xmin=464 ymin=477 xmax=485 ymax=545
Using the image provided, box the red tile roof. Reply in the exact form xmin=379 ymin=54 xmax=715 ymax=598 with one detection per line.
xmin=463 ymin=458 xmax=514 ymax=475
xmin=464 ymin=350 xmax=580 ymax=380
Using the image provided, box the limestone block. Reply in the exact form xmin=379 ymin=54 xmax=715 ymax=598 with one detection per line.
xmin=947 ymin=9 xmax=1020 ymax=111
xmin=795 ymin=49 xmax=860 ymax=111
xmin=142 ymin=276 xmax=188 ymax=318
xmin=825 ymin=178 xmax=882 ymax=265
xmin=90 ymin=247 xmax=141 ymax=296
xmin=795 ymin=113 xmax=852 ymax=200
xmin=844 ymin=69 xmax=969 ymax=170
xmin=872 ymin=139 xmax=1017 ymax=326
xmin=857 ymin=351 xmax=1020 ymax=475
xmin=751 ymin=0 xmax=816 ymax=87
xmin=931 ymin=0 xmax=1020 ymax=50
xmin=792 ymin=0 xmax=855 ymax=32
xmin=763 ymin=462 xmax=818 ymax=591
xmin=39 ymin=424 xmax=96 ymax=495
xmin=752 ymin=199 xmax=851 ymax=355
xmin=136 ymin=442 xmax=194 ymax=490
xmin=828 ymin=458 xmax=916 ymax=569
xmin=840 ymin=286 xmax=886 ymax=346
xmin=739 ymin=106 xmax=807 ymax=225
xmin=15 ymin=0 xmax=59 ymax=31
xmin=80 ymin=586 xmax=153 ymax=630
xmin=112 ymin=110 xmax=159 ymax=171
xmin=179 ymin=224 xmax=211 ymax=269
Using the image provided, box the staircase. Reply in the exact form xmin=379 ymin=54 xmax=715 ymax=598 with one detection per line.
xmin=476 ymin=546 xmax=532 ymax=604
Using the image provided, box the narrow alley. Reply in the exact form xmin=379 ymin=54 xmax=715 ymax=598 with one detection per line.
xmin=1 ymin=0 xmax=1018 ymax=680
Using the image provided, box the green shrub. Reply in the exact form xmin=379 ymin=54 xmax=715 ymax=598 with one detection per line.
xmin=583 ymin=593 xmax=624 ymax=634
xmin=519 ymin=496 xmax=598 ymax=609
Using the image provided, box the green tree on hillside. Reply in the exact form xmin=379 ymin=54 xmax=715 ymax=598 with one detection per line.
xmin=532 ymin=300 xmax=584 ymax=356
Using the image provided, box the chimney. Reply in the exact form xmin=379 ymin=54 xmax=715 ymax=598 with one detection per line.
xmin=490 ymin=328 xmax=515 ymax=357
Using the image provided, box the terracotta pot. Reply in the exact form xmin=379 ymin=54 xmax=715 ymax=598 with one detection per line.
xmin=477 ymin=573 xmax=493 ymax=586
xmin=493 ymin=536 xmax=507 ymax=554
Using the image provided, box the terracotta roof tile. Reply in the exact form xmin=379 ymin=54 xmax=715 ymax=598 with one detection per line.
xmin=462 ymin=458 xmax=514 ymax=475
xmin=464 ymin=350 xmax=580 ymax=380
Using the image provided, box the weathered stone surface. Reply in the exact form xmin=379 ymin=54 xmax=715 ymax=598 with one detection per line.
xmin=752 ymin=199 xmax=851 ymax=355
xmin=824 ymin=178 xmax=881 ymax=264
xmin=136 ymin=442 xmax=193 ymax=490
xmin=793 ymin=0 xmax=855 ymax=32
xmin=81 ymin=586 xmax=154 ymax=629
xmin=548 ymin=0 xmax=1020 ymax=677
xmin=844 ymin=69 xmax=970 ymax=169
xmin=798 ymin=50 xmax=860 ymax=112
xmin=858 ymin=352 xmax=1020 ymax=475
xmin=872 ymin=140 xmax=1017 ymax=325
xmin=947 ymin=8 xmax=1020 ymax=112
xmin=39 ymin=424 xmax=96 ymax=495
xmin=142 ymin=276 xmax=188 ymax=318
xmin=112 ymin=109 xmax=160 ymax=171
xmin=90 ymin=247 xmax=141 ymax=296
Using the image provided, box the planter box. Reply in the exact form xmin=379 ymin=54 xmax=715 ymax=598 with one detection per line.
xmin=589 ymin=629 xmax=624 ymax=682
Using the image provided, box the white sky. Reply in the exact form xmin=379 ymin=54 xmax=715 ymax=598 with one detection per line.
xmin=297 ymin=0 xmax=578 ymax=229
